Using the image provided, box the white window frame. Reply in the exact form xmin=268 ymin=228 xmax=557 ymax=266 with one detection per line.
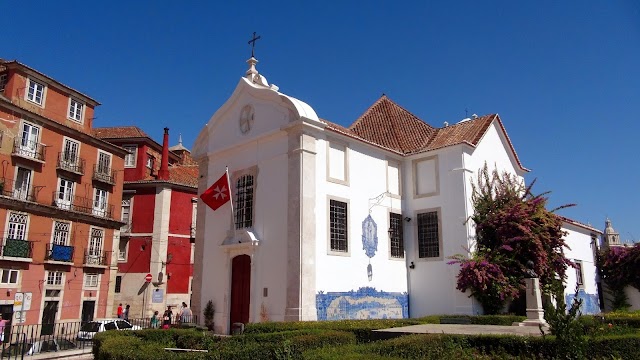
xmin=25 ymin=78 xmax=46 ymax=106
xmin=62 ymin=137 xmax=81 ymax=166
xmin=123 ymin=146 xmax=137 ymax=168
xmin=13 ymin=167 xmax=33 ymax=201
xmin=97 ymin=150 xmax=112 ymax=174
xmin=146 ymin=154 xmax=155 ymax=169
xmin=575 ymin=260 xmax=585 ymax=288
xmin=118 ymin=239 xmax=128 ymax=262
xmin=51 ymin=221 xmax=71 ymax=246
xmin=93 ymin=188 xmax=109 ymax=217
xmin=84 ymin=273 xmax=99 ymax=288
xmin=46 ymin=271 xmax=64 ymax=287
xmin=327 ymin=196 xmax=350 ymax=256
xmin=67 ymin=98 xmax=84 ymax=123
xmin=6 ymin=212 xmax=28 ymax=241
xmin=0 ymin=269 xmax=19 ymax=285
xmin=56 ymin=178 xmax=75 ymax=210
xmin=18 ymin=121 xmax=41 ymax=159
xmin=88 ymin=227 xmax=104 ymax=258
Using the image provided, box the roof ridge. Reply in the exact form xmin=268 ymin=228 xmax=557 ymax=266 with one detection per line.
xmin=349 ymin=94 xmax=389 ymax=130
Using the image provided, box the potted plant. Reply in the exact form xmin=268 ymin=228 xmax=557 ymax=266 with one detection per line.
xmin=203 ymin=300 xmax=215 ymax=331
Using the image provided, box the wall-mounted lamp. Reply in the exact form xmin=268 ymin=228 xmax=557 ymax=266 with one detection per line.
xmin=409 ymin=261 xmax=415 ymax=269
xmin=404 ymin=217 xmax=411 ymax=222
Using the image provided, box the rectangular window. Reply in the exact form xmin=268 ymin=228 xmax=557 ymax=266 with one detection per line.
xmin=84 ymin=273 xmax=98 ymax=287
xmin=52 ymin=221 xmax=70 ymax=245
xmin=0 ymin=269 xmax=19 ymax=284
xmin=57 ymin=178 xmax=75 ymax=210
xmin=46 ymin=271 xmax=63 ymax=286
xmin=234 ymin=175 xmax=254 ymax=229
xmin=389 ymin=213 xmax=404 ymax=258
xmin=121 ymin=197 xmax=131 ymax=232
xmin=329 ymin=200 xmax=348 ymax=252
xmin=0 ymin=73 xmax=7 ymax=91
xmin=26 ymin=79 xmax=45 ymax=105
xmin=575 ymin=260 xmax=584 ymax=286
xmin=7 ymin=212 xmax=27 ymax=241
xmin=146 ymin=154 xmax=154 ymax=169
xmin=19 ymin=122 xmax=40 ymax=159
xmin=62 ymin=138 xmax=80 ymax=164
xmin=68 ymin=98 xmax=83 ymax=122
xmin=97 ymin=151 xmax=111 ymax=174
xmin=14 ymin=167 xmax=31 ymax=201
xmin=118 ymin=239 xmax=127 ymax=261
xmin=93 ymin=188 xmax=108 ymax=217
xmin=124 ymin=146 xmax=137 ymax=167
xmin=417 ymin=211 xmax=440 ymax=258
xmin=115 ymin=276 xmax=122 ymax=293
xmin=89 ymin=228 xmax=104 ymax=258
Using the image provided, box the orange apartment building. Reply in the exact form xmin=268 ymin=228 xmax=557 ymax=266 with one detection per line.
xmin=0 ymin=59 xmax=126 ymax=331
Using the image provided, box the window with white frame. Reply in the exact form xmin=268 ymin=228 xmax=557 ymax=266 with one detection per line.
xmin=146 ymin=154 xmax=155 ymax=169
xmin=118 ymin=239 xmax=127 ymax=261
xmin=57 ymin=178 xmax=75 ymax=210
xmin=7 ymin=212 xmax=27 ymax=241
xmin=62 ymin=138 xmax=80 ymax=165
xmin=97 ymin=151 xmax=111 ymax=175
xmin=0 ymin=269 xmax=19 ymax=284
xmin=0 ymin=73 xmax=7 ymax=91
xmin=329 ymin=200 xmax=348 ymax=253
xmin=26 ymin=79 xmax=45 ymax=105
xmin=389 ymin=213 xmax=404 ymax=258
xmin=68 ymin=98 xmax=84 ymax=122
xmin=234 ymin=175 xmax=254 ymax=229
xmin=417 ymin=211 xmax=440 ymax=258
xmin=52 ymin=221 xmax=70 ymax=245
xmin=124 ymin=146 xmax=137 ymax=167
xmin=121 ymin=197 xmax=131 ymax=232
xmin=575 ymin=260 xmax=584 ymax=287
xmin=14 ymin=167 xmax=32 ymax=201
xmin=19 ymin=122 xmax=41 ymax=159
xmin=93 ymin=188 xmax=108 ymax=217
xmin=46 ymin=271 xmax=63 ymax=286
xmin=84 ymin=273 xmax=99 ymax=287
xmin=88 ymin=228 xmax=104 ymax=257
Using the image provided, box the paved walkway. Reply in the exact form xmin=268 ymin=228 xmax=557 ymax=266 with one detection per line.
xmin=374 ymin=324 xmax=547 ymax=338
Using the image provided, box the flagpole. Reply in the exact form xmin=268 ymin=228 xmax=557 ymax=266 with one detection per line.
xmin=226 ymin=166 xmax=234 ymax=228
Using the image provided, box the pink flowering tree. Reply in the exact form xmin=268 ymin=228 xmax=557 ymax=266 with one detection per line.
xmin=598 ymin=244 xmax=640 ymax=310
xmin=449 ymin=164 xmax=573 ymax=314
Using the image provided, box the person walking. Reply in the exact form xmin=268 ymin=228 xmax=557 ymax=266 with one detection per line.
xmin=123 ymin=304 xmax=130 ymax=321
xmin=117 ymin=303 xmax=123 ymax=319
xmin=179 ymin=302 xmax=192 ymax=324
xmin=150 ymin=311 xmax=160 ymax=329
xmin=162 ymin=306 xmax=173 ymax=329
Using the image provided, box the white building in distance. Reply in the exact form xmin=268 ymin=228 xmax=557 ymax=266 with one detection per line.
xmin=192 ymin=57 xmax=600 ymax=334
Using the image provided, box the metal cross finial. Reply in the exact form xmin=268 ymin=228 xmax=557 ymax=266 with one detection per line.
xmin=248 ymin=32 xmax=261 ymax=58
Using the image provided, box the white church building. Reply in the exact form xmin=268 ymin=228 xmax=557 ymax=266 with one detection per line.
xmin=192 ymin=56 xmax=601 ymax=334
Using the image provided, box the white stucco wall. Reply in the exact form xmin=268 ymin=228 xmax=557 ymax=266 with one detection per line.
xmin=562 ymin=223 xmax=601 ymax=314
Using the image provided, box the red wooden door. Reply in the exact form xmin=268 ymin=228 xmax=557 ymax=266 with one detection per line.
xmin=230 ymin=254 xmax=251 ymax=327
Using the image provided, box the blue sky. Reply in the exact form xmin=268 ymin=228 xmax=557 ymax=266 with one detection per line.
xmin=5 ymin=1 xmax=639 ymax=240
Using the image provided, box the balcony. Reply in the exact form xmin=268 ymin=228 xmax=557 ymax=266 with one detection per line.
xmin=12 ymin=138 xmax=46 ymax=162
xmin=93 ymin=165 xmax=116 ymax=185
xmin=120 ymin=223 xmax=131 ymax=234
xmin=56 ymin=152 xmax=85 ymax=175
xmin=52 ymin=192 xmax=114 ymax=220
xmin=0 ymin=178 xmax=36 ymax=202
xmin=0 ymin=239 xmax=33 ymax=261
xmin=84 ymin=250 xmax=109 ymax=267
xmin=45 ymin=243 xmax=74 ymax=263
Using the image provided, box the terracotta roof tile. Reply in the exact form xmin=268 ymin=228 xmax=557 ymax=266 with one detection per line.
xmin=93 ymin=126 xmax=149 ymax=139
xmin=129 ymin=164 xmax=199 ymax=189
xmin=422 ymin=114 xmax=496 ymax=152
xmin=348 ymin=95 xmax=436 ymax=154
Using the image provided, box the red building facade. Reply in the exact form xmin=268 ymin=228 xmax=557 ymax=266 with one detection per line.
xmin=0 ymin=59 xmax=126 ymax=328
xmin=94 ymin=127 xmax=197 ymax=318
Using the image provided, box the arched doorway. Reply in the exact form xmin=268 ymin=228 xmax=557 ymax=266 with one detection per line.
xmin=230 ymin=254 xmax=251 ymax=328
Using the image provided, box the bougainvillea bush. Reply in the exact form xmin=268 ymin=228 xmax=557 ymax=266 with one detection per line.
xmin=449 ymin=164 xmax=573 ymax=314
xmin=598 ymin=244 xmax=640 ymax=310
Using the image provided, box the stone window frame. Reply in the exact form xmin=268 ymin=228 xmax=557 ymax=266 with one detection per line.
xmin=574 ymin=259 xmax=585 ymax=289
xmin=388 ymin=210 xmax=405 ymax=260
xmin=325 ymin=138 xmax=350 ymax=186
xmin=327 ymin=195 xmax=350 ymax=257
xmin=67 ymin=97 xmax=85 ymax=123
xmin=25 ymin=78 xmax=47 ymax=107
xmin=412 ymin=155 xmax=440 ymax=199
xmin=231 ymin=166 xmax=258 ymax=231
xmin=414 ymin=207 xmax=443 ymax=261
xmin=123 ymin=145 xmax=137 ymax=168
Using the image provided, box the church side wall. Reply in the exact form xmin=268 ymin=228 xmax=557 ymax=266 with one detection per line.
xmin=562 ymin=223 xmax=600 ymax=314
xmin=404 ymin=146 xmax=473 ymax=316
xmin=314 ymin=137 xmax=408 ymax=320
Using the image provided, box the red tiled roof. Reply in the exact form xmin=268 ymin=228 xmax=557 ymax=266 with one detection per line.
xmin=323 ymin=95 xmax=528 ymax=171
xmin=349 ymin=95 xmax=436 ymax=154
xmin=93 ymin=126 xmax=149 ymax=139
xmin=168 ymin=165 xmax=199 ymax=187
xmin=558 ymin=215 xmax=602 ymax=234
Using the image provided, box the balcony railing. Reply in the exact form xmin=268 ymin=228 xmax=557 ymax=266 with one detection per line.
xmin=45 ymin=243 xmax=74 ymax=263
xmin=84 ymin=250 xmax=109 ymax=267
xmin=120 ymin=222 xmax=131 ymax=234
xmin=56 ymin=152 xmax=85 ymax=175
xmin=93 ymin=165 xmax=116 ymax=185
xmin=0 ymin=177 xmax=36 ymax=202
xmin=52 ymin=191 xmax=114 ymax=219
xmin=12 ymin=138 xmax=46 ymax=162
xmin=1 ymin=238 xmax=33 ymax=259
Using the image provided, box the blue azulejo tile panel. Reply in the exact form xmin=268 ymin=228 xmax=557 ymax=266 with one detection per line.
xmin=316 ymin=287 xmax=409 ymax=320
xmin=565 ymin=289 xmax=600 ymax=315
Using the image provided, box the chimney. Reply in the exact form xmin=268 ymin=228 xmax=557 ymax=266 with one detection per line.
xmin=157 ymin=127 xmax=170 ymax=180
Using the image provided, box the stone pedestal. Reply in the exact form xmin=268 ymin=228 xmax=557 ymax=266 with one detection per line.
xmin=515 ymin=277 xmax=548 ymax=327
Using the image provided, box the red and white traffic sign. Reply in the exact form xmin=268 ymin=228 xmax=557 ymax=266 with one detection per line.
xmin=145 ymin=273 xmax=153 ymax=283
